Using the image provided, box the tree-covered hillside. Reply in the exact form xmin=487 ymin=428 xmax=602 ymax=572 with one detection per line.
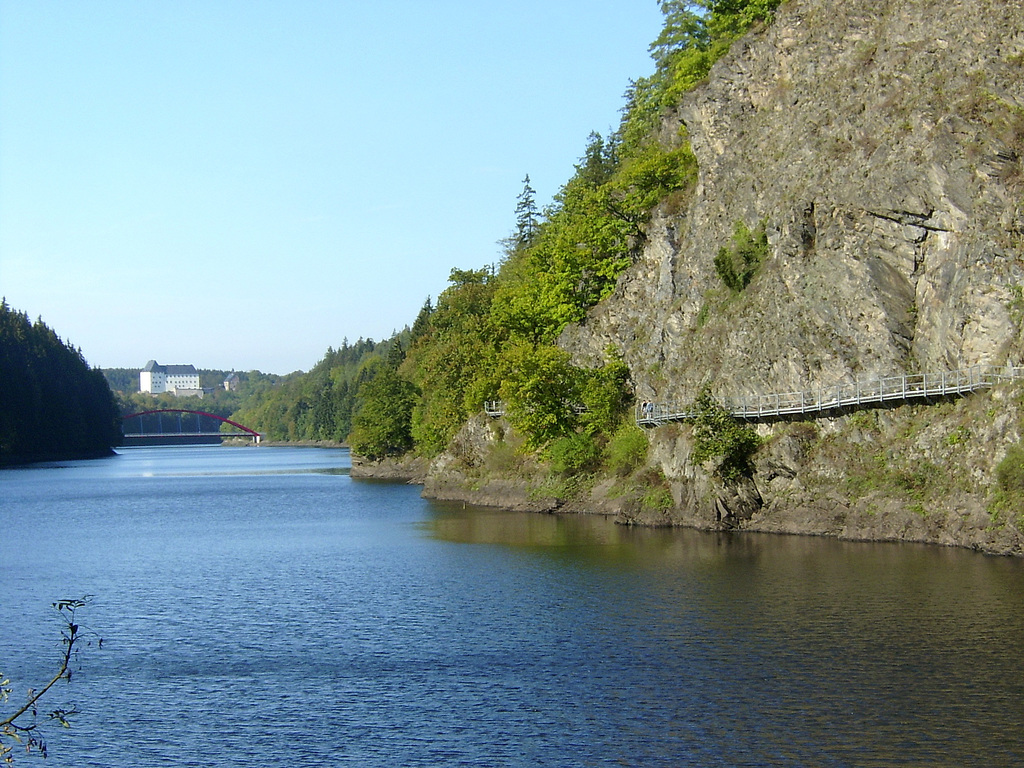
xmin=0 ymin=301 xmax=122 ymax=465
xmin=229 ymin=335 xmax=411 ymax=443
xmin=229 ymin=0 xmax=780 ymax=460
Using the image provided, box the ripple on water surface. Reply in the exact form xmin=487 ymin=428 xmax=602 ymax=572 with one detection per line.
xmin=1 ymin=446 xmax=1022 ymax=767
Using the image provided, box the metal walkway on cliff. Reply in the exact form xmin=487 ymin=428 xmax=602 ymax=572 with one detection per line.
xmin=635 ymin=364 xmax=1024 ymax=426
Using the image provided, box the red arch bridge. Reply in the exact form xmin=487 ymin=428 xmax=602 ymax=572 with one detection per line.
xmin=122 ymin=409 xmax=262 ymax=445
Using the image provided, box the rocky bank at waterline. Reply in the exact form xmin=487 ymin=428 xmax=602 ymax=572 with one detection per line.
xmin=353 ymin=378 xmax=1023 ymax=557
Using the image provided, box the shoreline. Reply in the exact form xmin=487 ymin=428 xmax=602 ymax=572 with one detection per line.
xmin=373 ymin=461 xmax=1024 ymax=557
xmin=0 ymin=446 xmax=117 ymax=468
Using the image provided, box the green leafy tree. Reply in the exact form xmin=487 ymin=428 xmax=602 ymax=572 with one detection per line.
xmin=546 ymin=432 xmax=602 ymax=474
xmin=402 ymin=268 xmax=499 ymax=455
xmin=704 ymin=0 xmax=781 ymax=41
xmin=630 ymin=0 xmax=782 ymax=134
xmin=576 ymin=132 xmax=618 ymax=187
xmin=578 ymin=349 xmax=633 ymax=436
xmin=489 ymin=126 xmax=696 ymax=349
xmin=498 ymin=342 xmax=582 ymax=449
xmin=409 ymin=298 xmax=434 ymax=344
xmin=489 ymin=262 xmax=583 ymax=345
xmin=348 ymin=360 xmax=419 ymax=460
xmin=648 ymin=1 xmax=710 ymax=71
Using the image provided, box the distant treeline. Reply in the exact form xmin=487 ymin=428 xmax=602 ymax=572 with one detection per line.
xmin=109 ymin=336 xmax=413 ymax=445
xmin=0 ymin=300 xmax=121 ymax=465
xmin=102 ymin=367 xmax=142 ymax=393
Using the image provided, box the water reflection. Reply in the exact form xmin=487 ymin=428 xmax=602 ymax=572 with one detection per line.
xmin=422 ymin=501 xmax=1024 ymax=765
xmin=424 ymin=501 xmax=631 ymax=547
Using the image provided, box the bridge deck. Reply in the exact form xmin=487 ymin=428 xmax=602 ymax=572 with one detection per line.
xmin=122 ymin=432 xmax=254 ymax=439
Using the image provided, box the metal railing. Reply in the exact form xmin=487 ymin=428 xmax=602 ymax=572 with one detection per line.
xmin=636 ymin=365 xmax=1024 ymax=426
xmin=484 ymin=400 xmax=588 ymax=418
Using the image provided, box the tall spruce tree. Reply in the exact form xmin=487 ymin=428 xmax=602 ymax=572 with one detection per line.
xmin=513 ymin=174 xmax=539 ymax=250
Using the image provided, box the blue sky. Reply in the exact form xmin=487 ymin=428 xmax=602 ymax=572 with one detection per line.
xmin=0 ymin=1 xmax=664 ymax=373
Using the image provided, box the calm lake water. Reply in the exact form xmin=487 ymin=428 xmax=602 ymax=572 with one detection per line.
xmin=1 ymin=445 xmax=1022 ymax=767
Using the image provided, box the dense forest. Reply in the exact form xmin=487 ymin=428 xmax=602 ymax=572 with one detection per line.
xmin=0 ymin=300 xmax=121 ymax=465
xmin=224 ymin=1 xmax=781 ymax=461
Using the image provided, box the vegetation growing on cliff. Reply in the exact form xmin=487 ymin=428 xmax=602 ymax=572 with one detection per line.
xmin=992 ymin=444 xmax=1024 ymax=526
xmin=224 ymin=0 xmax=783 ymax=459
xmin=689 ymin=386 xmax=762 ymax=481
xmin=714 ymin=220 xmax=769 ymax=292
xmin=625 ymin=0 xmax=780 ymax=145
xmin=0 ymin=301 xmax=121 ymax=465
xmin=990 ymin=388 xmax=1024 ymax=527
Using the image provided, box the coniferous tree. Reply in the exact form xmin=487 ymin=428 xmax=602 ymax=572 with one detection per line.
xmin=409 ymin=298 xmax=434 ymax=343
xmin=513 ymin=174 xmax=540 ymax=250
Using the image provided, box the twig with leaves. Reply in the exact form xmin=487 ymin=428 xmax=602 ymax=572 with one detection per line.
xmin=0 ymin=598 xmax=95 ymax=763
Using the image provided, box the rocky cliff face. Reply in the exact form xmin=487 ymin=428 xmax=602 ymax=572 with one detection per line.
xmin=560 ymin=0 xmax=1024 ymax=403
xmin=371 ymin=0 xmax=1024 ymax=555
xmin=557 ymin=0 xmax=1024 ymax=553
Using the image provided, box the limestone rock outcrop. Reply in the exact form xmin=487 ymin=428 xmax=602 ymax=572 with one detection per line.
xmin=560 ymin=0 xmax=1024 ymax=405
